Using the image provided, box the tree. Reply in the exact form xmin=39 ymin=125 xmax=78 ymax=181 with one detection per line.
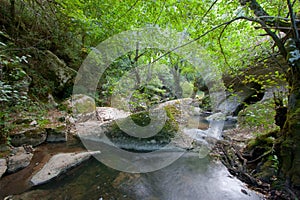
xmin=2 ymin=0 xmax=300 ymax=189
xmin=235 ymin=0 xmax=300 ymax=187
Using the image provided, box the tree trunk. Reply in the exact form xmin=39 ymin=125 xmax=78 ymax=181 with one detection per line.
xmin=170 ymin=64 xmax=182 ymax=98
xmin=279 ymin=39 xmax=300 ymax=187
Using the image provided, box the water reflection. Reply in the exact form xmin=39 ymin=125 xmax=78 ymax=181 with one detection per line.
xmin=13 ymin=153 xmax=262 ymax=200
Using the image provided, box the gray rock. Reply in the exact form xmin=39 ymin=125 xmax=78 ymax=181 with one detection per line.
xmin=39 ymin=50 xmax=77 ymax=94
xmin=63 ymin=94 xmax=97 ymax=122
xmin=7 ymin=147 xmax=33 ymax=173
xmin=30 ymin=151 xmax=99 ymax=186
xmin=96 ymin=107 xmax=130 ymax=122
xmin=46 ymin=124 xmax=67 ymax=142
xmin=0 ymin=158 xmax=7 ymax=178
xmin=0 ymin=144 xmax=10 ymax=152
xmin=10 ymin=127 xmax=47 ymax=147
xmin=206 ymin=112 xmax=226 ymax=121
xmin=217 ymin=84 xmax=262 ymax=115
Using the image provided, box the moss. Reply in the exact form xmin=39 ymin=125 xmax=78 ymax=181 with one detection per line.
xmin=246 ymin=131 xmax=277 ymax=150
xmin=75 ymin=100 xmax=95 ymax=114
xmin=108 ymin=105 xmax=180 ymax=143
xmin=71 ymin=95 xmax=96 ymax=114
xmin=163 ymin=105 xmax=180 ymax=133
xmin=130 ymin=112 xmax=151 ymax=127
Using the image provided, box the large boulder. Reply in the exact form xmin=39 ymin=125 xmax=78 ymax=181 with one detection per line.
xmin=34 ymin=50 xmax=76 ymax=97
xmin=217 ymin=82 xmax=264 ymax=115
xmin=76 ymin=98 xmax=208 ymax=152
xmin=218 ymin=60 xmax=288 ymax=115
xmin=96 ymin=107 xmax=130 ymax=123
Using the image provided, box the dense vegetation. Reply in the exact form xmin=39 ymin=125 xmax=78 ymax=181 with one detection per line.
xmin=1 ymin=0 xmax=300 ymax=197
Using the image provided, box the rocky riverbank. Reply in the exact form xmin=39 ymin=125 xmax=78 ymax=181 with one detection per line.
xmin=0 ymin=96 xmax=266 ymax=199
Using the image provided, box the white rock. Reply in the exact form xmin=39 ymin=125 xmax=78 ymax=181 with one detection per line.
xmin=0 ymin=158 xmax=7 ymax=178
xmin=29 ymin=120 xmax=38 ymax=126
xmin=96 ymin=107 xmax=130 ymax=122
xmin=30 ymin=151 xmax=100 ymax=186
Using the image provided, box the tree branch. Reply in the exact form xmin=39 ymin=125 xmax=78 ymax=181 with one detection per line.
xmin=154 ymin=0 xmax=166 ymax=24
xmin=239 ymin=0 xmax=287 ymax=57
xmin=239 ymin=0 xmax=269 ymax=18
xmin=287 ymin=0 xmax=300 ymax=43
xmin=151 ymin=16 xmax=287 ymax=65
xmin=194 ymin=0 xmax=219 ymax=30
xmin=218 ymin=23 xmax=230 ymax=67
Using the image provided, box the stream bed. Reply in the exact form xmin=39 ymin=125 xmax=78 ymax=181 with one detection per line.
xmin=3 ymin=149 xmax=263 ymax=200
xmin=0 ymin=107 xmax=264 ymax=200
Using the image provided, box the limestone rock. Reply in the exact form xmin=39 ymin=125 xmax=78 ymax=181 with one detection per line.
xmin=0 ymin=158 xmax=7 ymax=178
xmin=76 ymin=98 xmax=202 ymax=152
xmin=10 ymin=127 xmax=47 ymax=147
xmin=30 ymin=151 xmax=99 ymax=186
xmin=7 ymin=147 xmax=33 ymax=173
xmin=96 ymin=107 xmax=130 ymax=122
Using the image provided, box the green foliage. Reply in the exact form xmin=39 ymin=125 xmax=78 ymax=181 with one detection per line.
xmin=0 ymin=0 xmax=297 ymax=153
xmin=268 ymin=154 xmax=279 ymax=173
xmin=238 ymin=99 xmax=278 ymax=133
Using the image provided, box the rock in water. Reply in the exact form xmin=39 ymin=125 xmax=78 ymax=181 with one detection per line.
xmin=7 ymin=147 xmax=33 ymax=173
xmin=0 ymin=158 xmax=7 ymax=178
xmin=10 ymin=127 xmax=47 ymax=147
xmin=46 ymin=124 xmax=67 ymax=143
xmin=30 ymin=151 xmax=99 ymax=186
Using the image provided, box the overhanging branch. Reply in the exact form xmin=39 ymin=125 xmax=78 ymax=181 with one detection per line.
xmin=151 ymin=16 xmax=287 ymax=65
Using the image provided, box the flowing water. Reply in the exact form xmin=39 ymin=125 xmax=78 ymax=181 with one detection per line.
xmin=0 ymin=115 xmax=264 ymax=200
xmin=5 ymin=151 xmax=263 ymax=200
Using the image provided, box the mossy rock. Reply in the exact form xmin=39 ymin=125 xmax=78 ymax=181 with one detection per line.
xmin=46 ymin=124 xmax=67 ymax=142
xmin=10 ymin=127 xmax=47 ymax=147
xmin=246 ymin=131 xmax=278 ymax=150
xmin=107 ymin=105 xmax=180 ymax=144
xmin=72 ymin=94 xmax=96 ymax=114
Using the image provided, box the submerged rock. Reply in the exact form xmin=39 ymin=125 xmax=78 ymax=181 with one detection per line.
xmin=30 ymin=151 xmax=99 ymax=186
xmin=7 ymin=147 xmax=33 ymax=173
